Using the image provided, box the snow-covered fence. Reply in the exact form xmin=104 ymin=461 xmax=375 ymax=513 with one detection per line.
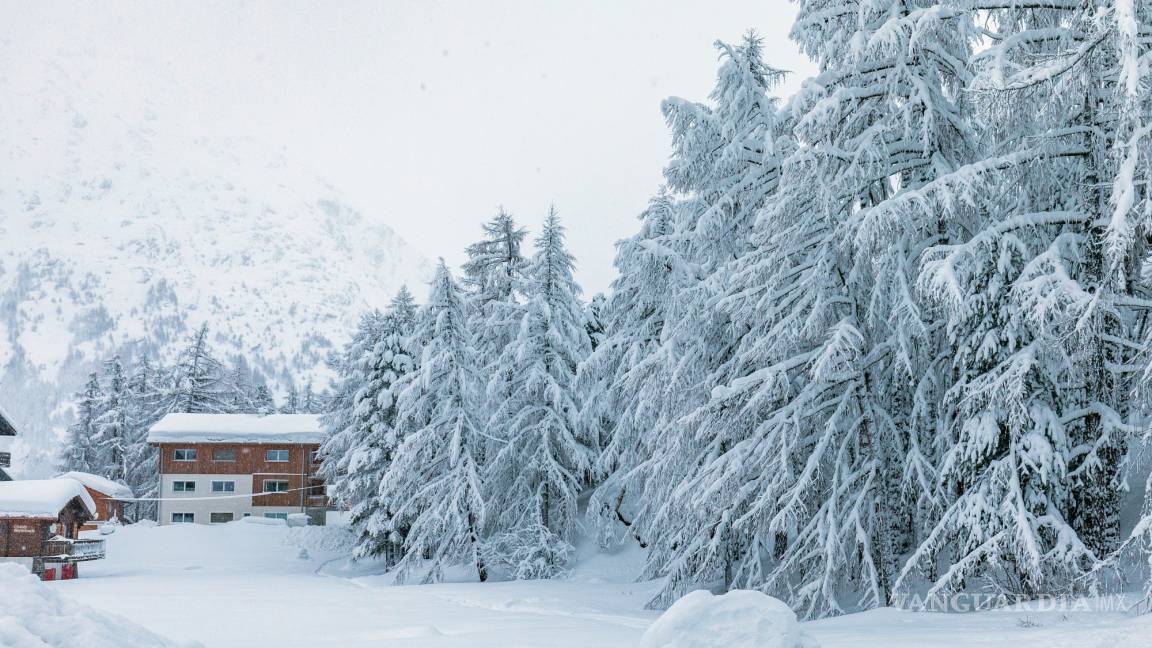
xmin=42 ymin=538 xmax=106 ymax=562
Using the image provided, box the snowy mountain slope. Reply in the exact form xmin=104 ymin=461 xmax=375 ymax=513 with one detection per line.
xmin=0 ymin=33 xmax=433 ymax=468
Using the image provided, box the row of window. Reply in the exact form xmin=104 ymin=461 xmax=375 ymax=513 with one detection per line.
xmin=171 ymin=512 xmax=290 ymax=524
xmin=173 ymin=448 xmax=302 ymax=462
xmin=171 ymin=479 xmax=289 ymax=493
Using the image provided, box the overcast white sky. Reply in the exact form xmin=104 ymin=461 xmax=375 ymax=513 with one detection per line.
xmin=10 ymin=0 xmax=814 ymax=294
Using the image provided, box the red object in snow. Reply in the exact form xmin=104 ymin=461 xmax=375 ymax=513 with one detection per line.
xmin=61 ymin=563 xmax=75 ymax=579
xmin=42 ymin=567 xmax=56 ymax=581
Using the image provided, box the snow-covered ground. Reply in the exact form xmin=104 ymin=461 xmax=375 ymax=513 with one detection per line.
xmin=44 ymin=522 xmax=1152 ymax=647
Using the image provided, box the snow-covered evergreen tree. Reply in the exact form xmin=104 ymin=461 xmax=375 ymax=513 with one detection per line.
xmin=281 ymin=383 xmax=300 ymax=414
xmin=381 ymin=262 xmax=488 ymax=583
xmin=484 ymin=209 xmax=592 ymax=577
xmin=587 ymin=33 xmax=789 ymax=609
xmin=582 ymin=293 xmax=605 ymax=352
xmin=321 ymin=287 xmax=418 ymax=560
xmin=158 ymin=324 xmax=236 ymax=415
xmin=318 ymin=309 xmax=388 ymax=493
xmin=579 ymin=189 xmax=680 ymax=548
xmin=463 ymin=209 xmax=530 ymax=463
xmin=252 ymin=384 xmax=276 ymax=415
xmin=891 ymin=0 xmax=1151 ymax=602
xmin=300 ymin=381 xmax=322 ymax=414
xmin=124 ymin=355 xmax=161 ymax=520
xmin=462 ymin=208 xmax=528 ymax=309
xmin=91 ymin=356 xmax=129 ymax=483
xmin=60 ymin=372 xmax=103 ymax=473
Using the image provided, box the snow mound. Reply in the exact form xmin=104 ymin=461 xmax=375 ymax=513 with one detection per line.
xmin=0 ymin=563 xmax=195 ymax=648
xmin=284 ymin=523 xmax=356 ymax=554
xmin=638 ymin=590 xmax=818 ymax=648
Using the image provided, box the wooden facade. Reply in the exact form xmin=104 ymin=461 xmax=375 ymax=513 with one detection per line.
xmin=78 ymin=485 xmax=126 ymax=531
xmin=155 ymin=442 xmax=326 ymax=510
xmin=0 ymin=496 xmax=105 ymax=579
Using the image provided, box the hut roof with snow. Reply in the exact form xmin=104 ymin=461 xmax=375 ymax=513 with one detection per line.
xmin=147 ymin=413 xmax=325 ymax=444
xmin=0 ymin=478 xmax=98 ymax=519
xmin=55 ymin=472 xmax=134 ymax=500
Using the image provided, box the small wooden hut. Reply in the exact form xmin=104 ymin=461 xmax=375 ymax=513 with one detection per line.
xmin=56 ymin=471 xmax=134 ymax=528
xmin=0 ymin=479 xmax=106 ymax=579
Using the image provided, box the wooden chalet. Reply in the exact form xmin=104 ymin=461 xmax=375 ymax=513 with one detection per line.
xmin=56 ymin=471 xmax=134 ymax=528
xmin=0 ymin=479 xmax=106 ymax=580
xmin=147 ymin=413 xmax=330 ymax=526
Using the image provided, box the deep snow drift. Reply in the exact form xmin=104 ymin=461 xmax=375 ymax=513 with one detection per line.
xmin=27 ymin=521 xmax=1151 ymax=647
xmin=0 ymin=562 xmax=191 ymax=648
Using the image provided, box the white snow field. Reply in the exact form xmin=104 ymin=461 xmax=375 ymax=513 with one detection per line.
xmin=0 ymin=563 xmax=191 ymax=648
xmin=39 ymin=521 xmax=1152 ymax=648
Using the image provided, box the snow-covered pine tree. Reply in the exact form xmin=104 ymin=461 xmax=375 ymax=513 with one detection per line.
xmin=91 ymin=356 xmax=129 ymax=483
xmin=892 ymin=0 xmax=1151 ymax=602
xmin=322 ymin=287 xmax=418 ymax=560
xmin=157 ymin=324 xmax=235 ymax=415
xmin=124 ymin=355 xmax=161 ymax=520
xmin=703 ymin=0 xmax=980 ymax=615
xmin=318 ymin=309 xmax=388 ymax=497
xmin=462 ymin=209 xmax=530 ymax=463
xmin=603 ymin=32 xmax=792 ymax=609
xmin=584 ymin=34 xmax=785 ymax=560
xmin=281 ymin=383 xmax=300 ymax=414
xmin=579 ymin=189 xmax=681 ymax=548
xmin=484 ymin=209 xmax=592 ymax=578
xmin=462 ymin=208 xmax=528 ymax=309
xmin=60 ymin=372 xmax=103 ymax=473
xmin=300 ymin=381 xmax=323 ymax=414
xmin=582 ymin=293 xmax=606 ymax=352
xmin=252 ymin=384 xmax=276 ymax=415
xmin=380 ymin=262 xmax=488 ymax=583
xmin=624 ymin=6 xmax=978 ymax=617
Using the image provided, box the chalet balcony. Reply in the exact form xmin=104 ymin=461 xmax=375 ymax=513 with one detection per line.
xmin=41 ymin=537 xmax=106 ymax=562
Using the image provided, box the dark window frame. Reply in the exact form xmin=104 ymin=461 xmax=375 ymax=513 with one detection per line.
xmin=262 ymin=479 xmax=290 ymax=493
xmin=173 ymin=448 xmax=197 ymax=462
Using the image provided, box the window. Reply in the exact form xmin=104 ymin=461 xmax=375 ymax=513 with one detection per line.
xmin=172 ymin=481 xmax=196 ymax=492
xmin=209 ymin=512 xmax=234 ymax=524
xmin=263 ymin=480 xmax=290 ymax=493
xmin=308 ymin=479 xmax=325 ymax=498
xmin=171 ymin=513 xmax=194 ymax=524
xmin=212 ymin=448 xmax=235 ymax=461
xmin=211 ymin=481 xmax=235 ymax=493
xmin=309 ymin=450 xmax=321 ymax=464
xmin=266 ymin=449 xmax=290 ymax=462
xmin=264 ymin=513 xmax=288 ymax=520
xmin=173 ymin=448 xmax=197 ymax=462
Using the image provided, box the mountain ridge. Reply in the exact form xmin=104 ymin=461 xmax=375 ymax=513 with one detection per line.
xmin=0 ymin=41 xmax=432 ymax=474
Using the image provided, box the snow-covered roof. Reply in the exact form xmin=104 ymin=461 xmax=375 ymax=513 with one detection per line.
xmin=55 ymin=472 xmax=134 ymax=500
xmin=0 ymin=403 xmax=17 ymax=436
xmin=0 ymin=478 xmax=98 ymax=519
xmin=147 ymin=413 xmax=326 ymax=444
